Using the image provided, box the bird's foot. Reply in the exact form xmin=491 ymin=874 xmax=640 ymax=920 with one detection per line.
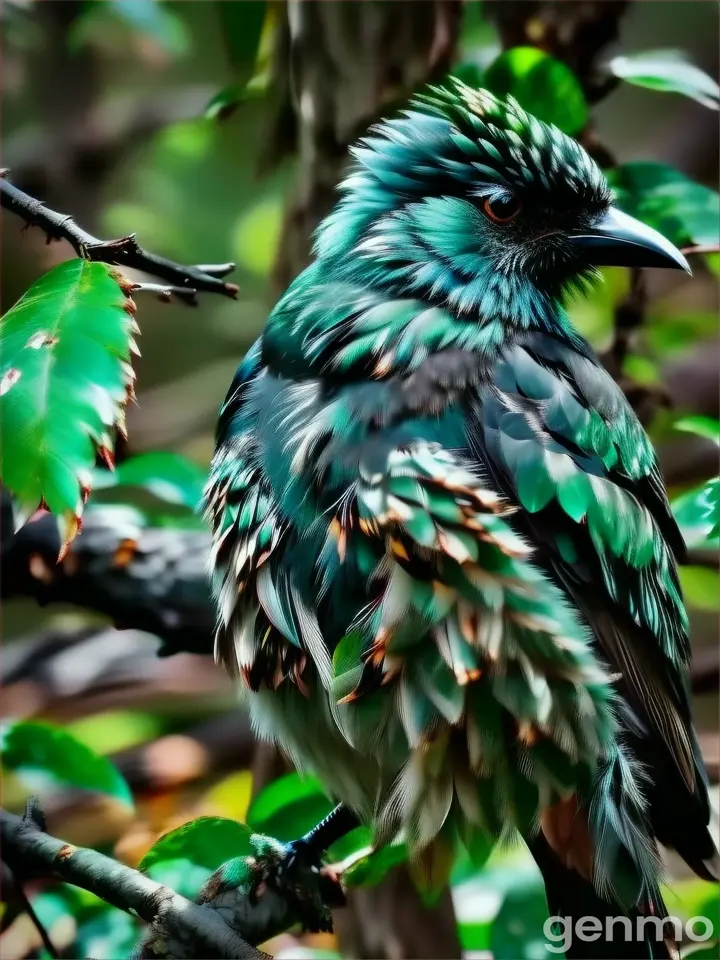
xmin=248 ymin=834 xmax=346 ymax=933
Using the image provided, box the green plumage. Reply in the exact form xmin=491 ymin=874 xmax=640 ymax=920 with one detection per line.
xmin=205 ymin=80 xmax=716 ymax=953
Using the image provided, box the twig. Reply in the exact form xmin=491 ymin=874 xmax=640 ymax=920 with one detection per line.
xmin=1 ymin=804 xmax=269 ymax=960
xmin=601 ymin=266 xmax=647 ymax=380
xmin=130 ymin=282 xmax=199 ymax=307
xmin=12 ymin=875 xmax=60 ymax=959
xmin=681 ymin=244 xmax=720 ymax=256
xmin=0 ymin=175 xmax=239 ymax=303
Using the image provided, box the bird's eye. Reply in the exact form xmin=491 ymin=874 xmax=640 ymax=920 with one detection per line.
xmin=483 ymin=193 xmax=522 ymax=224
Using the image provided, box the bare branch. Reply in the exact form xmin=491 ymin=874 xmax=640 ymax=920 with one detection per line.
xmin=0 ymin=175 xmax=239 ymax=302
xmin=1 ymin=804 xmax=269 ymax=960
xmin=130 ymin=282 xmax=199 ymax=307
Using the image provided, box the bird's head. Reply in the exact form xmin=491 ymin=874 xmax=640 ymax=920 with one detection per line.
xmin=315 ymin=80 xmax=689 ymax=321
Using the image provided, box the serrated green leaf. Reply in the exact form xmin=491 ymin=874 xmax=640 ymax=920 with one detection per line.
xmin=139 ymin=817 xmax=253 ymax=900
xmin=484 ymin=47 xmax=588 ymax=134
xmin=675 ymin=416 xmax=720 ymax=445
xmin=0 ymin=720 xmax=133 ymax=807
xmin=247 ymin=772 xmax=334 ymax=842
xmin=608 ymin=163 xmax=719 ymax=249
xmin=609 ymin=50 xmax=719 ymax=110
xmin=93 ymin=451 xmax=206 ymax=510
xmin=0 ymin=260 xmax=136 ymax=553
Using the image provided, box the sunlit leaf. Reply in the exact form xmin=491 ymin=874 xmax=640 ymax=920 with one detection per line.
xmin=647 ymin=310 xmax=718 ymax=355
xmin=233 ymin=196 xmax=284 ymax=276
xmin=199 ymin=770 xmax=254 ymax=822
xmin=608 ymin=163 xmax=719 ymax=249
xmin=247 ymin=772 xmax=333 ymax=842
xmin=623 ymin=354 xmax=661 ymax=386
xmin=675 ymin=416 xmax=720 ymax=445
xmin=66 ymin=710 xmax=161 ymax=756
xmin=608 ymin=50 xmax=719 ymax=110
xmin=0 ymin=260 xmax=136 ymax=553
xmin=140 ymin=817 xmax=254 ymax=900
xmin=679 ymin=565 xmax=720 ymax=612
xmin=0 ymin=720 xmax=133 ymax=807
xmin=682 ymin=943 xmax=720 ymax=960
xmin=343 ymin=841 xmax=408 ymax=888
xmin=484 ymin=47 xmax=588 ymax=134
xmin=93 ymin=451 xmax=206 ymax=511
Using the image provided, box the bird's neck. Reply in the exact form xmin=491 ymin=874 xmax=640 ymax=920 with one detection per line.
xmin=261 ymin=258 xmax=581 ymax=381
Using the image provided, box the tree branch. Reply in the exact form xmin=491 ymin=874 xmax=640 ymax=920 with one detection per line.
xmin=1 ymin=802 xmax=271 ymax=960
xmin=0 ymin=174 xmax=239 ymax=304
xmin=1 ymin=493 xmax=214 ymax=657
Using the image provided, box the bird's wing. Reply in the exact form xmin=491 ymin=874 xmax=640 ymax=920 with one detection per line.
xmin=330 ymin=430 xmax=662 ymax=904
xmin=470 ymin=329 xmax=699 ymax=792
xmin=205 ymin=342 xmax=312 ymax=690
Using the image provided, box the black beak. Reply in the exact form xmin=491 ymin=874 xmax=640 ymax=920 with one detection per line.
xmin=568 ymin=206 xmax=691 ymax=273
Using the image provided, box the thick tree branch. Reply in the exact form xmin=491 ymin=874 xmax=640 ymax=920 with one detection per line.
xmin=1 ymin=802 xmax=271 ymax=960
xmin=1 ymin=494 xmax=214 ymax=657
xmin=0 ymin=174 xmax=238 ymax=304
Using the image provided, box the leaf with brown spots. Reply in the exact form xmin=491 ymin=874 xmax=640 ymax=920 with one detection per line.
xmin=0 ymin=260 xmax=138 ymax=556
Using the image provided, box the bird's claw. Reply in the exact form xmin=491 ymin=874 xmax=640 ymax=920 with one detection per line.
xmin=248 ymin=834 xmax=345 ymax=933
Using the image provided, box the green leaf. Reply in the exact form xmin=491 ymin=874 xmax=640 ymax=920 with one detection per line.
xmin=491 ymin=881 xmax=551 ymax=960
xmin=247 ymin=772 xmax=334 ymax=843
xmin=139 ymin=817 xmax=254 ymax=900
xmin=205 ymin=74 xmax=270 ymax=121
xmin=682 ymin=943 xmax=720 ymax=960
xmin=679 ymin=565 xmax=720 ymax=612
xmin=232 ymin=196 xmax=283 ymax=277
xmin=608 ymin=50 xmax=719 ymax=110
xmin=0 ymin=260 xmax=136 ymax=552
xmin=458 ymin=921 xmax=493 ymax=953
xmin=675 ymin=416 xmax=720 ymax=445
xmin=217 ymin=0 xmax=267 ymax=67
xmin=0 ymin=720 xmax=133 ymax=807
xmin=608 ymin=163 xmax=719 ymax=249
xmin=66 ymin=710 xmax=161 ymax=756
xmin=623 ymin=354 xmax=660 ymax=386
xmin=484 ymin=47 xmax=588 ymax=134
xmin=93 ymin=452 xmax=206 ymax=511
xmin=343 ymin=842 xmax=409 ymax=888
xmin=673 ymin=478 xmax=720 ymax=548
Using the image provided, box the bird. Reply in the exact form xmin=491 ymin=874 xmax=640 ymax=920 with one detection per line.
xmin=204 ymin=81 xmax=717 ymax=958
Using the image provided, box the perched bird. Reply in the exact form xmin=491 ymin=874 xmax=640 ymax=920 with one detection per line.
xmin=205 ymin=82 xmax=717 ymax=958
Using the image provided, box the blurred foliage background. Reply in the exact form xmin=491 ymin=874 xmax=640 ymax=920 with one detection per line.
xmin=1 ymin=2 xmax=719 ymax=958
